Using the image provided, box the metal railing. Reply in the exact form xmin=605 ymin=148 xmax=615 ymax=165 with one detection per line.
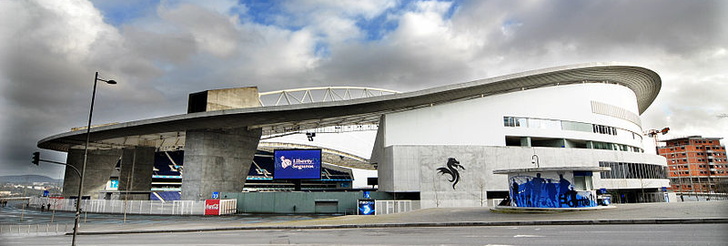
xmin=0 ymin=223 xmax=72 ymax=236
xmin=375 ymin=200 xmax=420 ymax=215
xmin=30 ymin=197 xmax=205 ymax=215
xmin=259 ymin=86 xmax=399 ymax=106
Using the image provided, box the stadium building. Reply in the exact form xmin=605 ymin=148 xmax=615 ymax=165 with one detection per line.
xmin=38 ymin=63 xmax=671 ymax=210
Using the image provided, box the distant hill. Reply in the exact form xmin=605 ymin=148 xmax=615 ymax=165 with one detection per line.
xmin=0 ymin=175 xmax=63 ymax=184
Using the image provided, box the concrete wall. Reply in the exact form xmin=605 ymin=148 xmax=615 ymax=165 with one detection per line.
xmin=205 ymin=87 xmax=261 ymax=111
xmin=377 ymin=146 xmax=421 ymax=192
xmin=378 ymin=145 xmax=669 ymax=209
xmin=221 ymin=191 xmax=393 ymax=214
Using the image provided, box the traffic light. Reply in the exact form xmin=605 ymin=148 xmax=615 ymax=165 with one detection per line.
xmin=32 ymin=152 xmax=40 ymax=165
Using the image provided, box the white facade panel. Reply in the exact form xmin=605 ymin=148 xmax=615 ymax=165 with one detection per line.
xmin=384 ymin=84 xmax=645 ymax=149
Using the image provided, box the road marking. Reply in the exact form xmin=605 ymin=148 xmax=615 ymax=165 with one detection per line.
xmin=513 ymin=234 xmax=545 ymax=238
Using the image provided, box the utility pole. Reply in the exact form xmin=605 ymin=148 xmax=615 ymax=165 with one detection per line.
xmin=646 ymin=127 xmax=671 ymax=200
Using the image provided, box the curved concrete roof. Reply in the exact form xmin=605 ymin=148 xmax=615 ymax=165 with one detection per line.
xmin=38 ymin=63 xmax=661 ymax=152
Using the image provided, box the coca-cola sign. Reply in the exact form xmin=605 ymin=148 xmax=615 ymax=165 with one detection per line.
xmin=205 ymin=199 xmax=220 ymax=215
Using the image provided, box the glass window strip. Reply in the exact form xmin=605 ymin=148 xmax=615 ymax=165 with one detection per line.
xmin=599 ymin=161 xmax=668 ymax=179
xmin=503 ymin=116 xmax=641 ymax=139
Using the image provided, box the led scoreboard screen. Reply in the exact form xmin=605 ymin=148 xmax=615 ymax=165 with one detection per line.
xmin=273 ymin=149 xmax=322 ymax=179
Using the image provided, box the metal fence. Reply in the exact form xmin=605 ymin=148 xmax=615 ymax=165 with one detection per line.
xmin=375 ymin=200 xmax=420 ymax=215
xmin=677 ymin=193 xmax=728 ymax=201
xmin=212 ymin=199 xmax=237 ymax=215
xmin=0 ymin=223 xmax=72 ymax=236
xmin=30 ymin=197 xmax=206 ymax=215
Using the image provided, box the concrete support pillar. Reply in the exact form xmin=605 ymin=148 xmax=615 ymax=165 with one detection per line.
xmin=118 ymin=147 xmax=155 ymax=200
xmin=182 ymin=127 xmax=262 ymax=201
xmin=62 ymin=148 xmax=121 ymax=199
xmin=62 ymin=149 xmax=83 ymax=198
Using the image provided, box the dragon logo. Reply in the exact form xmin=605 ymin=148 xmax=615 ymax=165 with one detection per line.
xmin=437 ymin=158 xmax=465 ymax=189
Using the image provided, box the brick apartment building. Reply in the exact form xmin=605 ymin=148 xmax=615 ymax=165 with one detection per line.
xmin=657 ymin=136 xmax=728 ymax=195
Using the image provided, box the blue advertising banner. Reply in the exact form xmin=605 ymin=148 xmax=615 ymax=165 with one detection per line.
xmin=358 ymin=199 xmax=375 ymax=215
xmin=274 ymin=149 xmax=322 ymax=179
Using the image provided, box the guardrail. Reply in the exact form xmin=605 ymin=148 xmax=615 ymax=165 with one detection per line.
xmin=30 ymin=197 xmax=206 ymax=215
xmin=0 ymin=223 xmax=72 ymax=236
xmin=375 ymin=200 xmax=420 ymax=215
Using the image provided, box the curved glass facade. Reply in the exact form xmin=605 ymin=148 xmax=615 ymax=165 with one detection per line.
xmin=599 ymin=161 xmax=668 ymax=179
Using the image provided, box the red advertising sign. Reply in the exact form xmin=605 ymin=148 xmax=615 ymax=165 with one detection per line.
xmin=49 ymin=197 xmax=64 ymax=210
xmin=204 ymin=199 xmax=220 ymax=215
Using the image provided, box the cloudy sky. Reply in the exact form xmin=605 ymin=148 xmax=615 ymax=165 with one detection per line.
xmin=1 ymin=0 xmax=726 ymax=178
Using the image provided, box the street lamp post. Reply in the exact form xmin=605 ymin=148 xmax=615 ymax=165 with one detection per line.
xmin=72 ymin=72 xmax=116 ymax=246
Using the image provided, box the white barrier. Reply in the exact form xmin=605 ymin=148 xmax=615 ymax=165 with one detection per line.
xmin=374 ymin=200 xmax=420 ymax=215
xmin=30 ymin=197 xmax=207 ymax=215
xmin=204 ymin=199 xmax=237 ymax=215
xmin=219 ymin=199 xmax=237 ymax=215
xmin=0 ymin=223 xmax=72 ymax=236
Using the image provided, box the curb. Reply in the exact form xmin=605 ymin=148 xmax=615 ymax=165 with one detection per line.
xmin=73 ymin=218 xmax=728 ymax=235
xmin=490 ymin=205 xmax=617 ymax=213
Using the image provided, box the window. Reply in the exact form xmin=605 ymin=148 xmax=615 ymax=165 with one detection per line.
xmin=599 ymin=162 xmax=668 ymax=179
xmin=528 ymin=118 xmax=561 ymax=130
xmin=504 ymin=116 xmax=517 ymax=127
xmin=503 ymin=116 xmax=527 ymax=127
xmin=562 ymin=121 xmax=593 ymax=132
xmin=592 ymin=124 xmax=617 ymax=135
xmin=573 ymin=171 xmax=593 ymax=190
xmin=504 ymin=116 xmax=640 ymax=138
xmin=592 ymin=141 xmax=614 ymax=150
xmin=619 ymin=145 xmax=629 ymax=151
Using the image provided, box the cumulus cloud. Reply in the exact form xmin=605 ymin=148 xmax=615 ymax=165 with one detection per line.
xmin=1 ymin=0 xmax=727 ymax=176
xmin=159 ymin=4 xmax=240 ymax=58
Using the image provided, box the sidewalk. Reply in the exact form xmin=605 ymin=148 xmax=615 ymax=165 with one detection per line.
xmin=76 ymin=201 xmax=728 ymax=235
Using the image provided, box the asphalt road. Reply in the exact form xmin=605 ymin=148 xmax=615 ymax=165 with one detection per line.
xmin=0 ymin=201 xmax=332 ymax=226
xmin=3 ymin=223 xmax=727 ymax=246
